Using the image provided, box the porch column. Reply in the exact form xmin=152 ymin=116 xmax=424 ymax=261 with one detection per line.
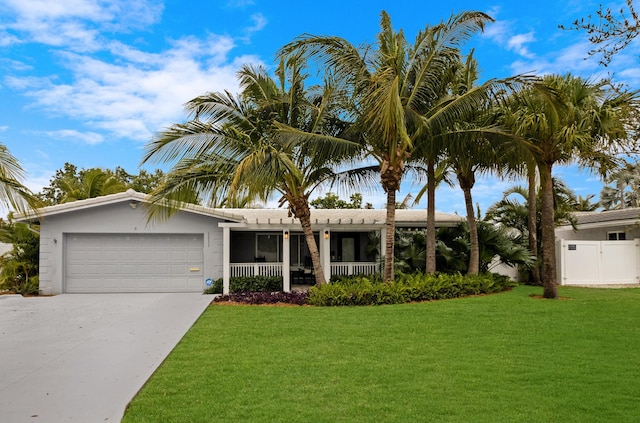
xmin=379 ymin=227 xmax=386 ymax=259
xmin=321 ymin=228 xmax=331 ymax=281
xmin=283 ymin=229 xmax=291 ymax=292
xmin=222 ymin=226 xmax=230 ymax=295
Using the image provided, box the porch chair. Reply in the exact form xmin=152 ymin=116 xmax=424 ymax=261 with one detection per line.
xmin=303 ymin=256 xmax=315 ymax=284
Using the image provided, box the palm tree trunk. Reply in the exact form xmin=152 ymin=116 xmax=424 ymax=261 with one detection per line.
xmin=539 ymin=162 xmax=557 ymax=299
xmin=290 ymin=196 xmax=326 ymax=286
xmin=458 ymin=174 xmax=479 ymax=275
xmin=426 ymin=157 xmax=437 ymax=274
xmin=527 ymin=168 xmax=541 ymax=285
xmin=383 ymin=188 xmax=396 ymax=281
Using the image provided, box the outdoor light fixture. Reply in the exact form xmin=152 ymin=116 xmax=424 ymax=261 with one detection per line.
xmin=129 ymin=201 xmax=138 ymax=209
xmin=324 ymin=230 xmax=330 ymax=239
xmin=284 ymin=230 xmax=289 ymax=239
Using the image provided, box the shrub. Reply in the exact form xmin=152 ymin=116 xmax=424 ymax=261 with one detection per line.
xmin=307 ymin=272 xmax=516 ymax=306
xmin=205 ymin=273 xmax=516 ymax=307
xmin=203 ymin=276 xmax=283 ymax=295
xmin=214 ymin=291 xmax=308 ymax=306
xmin=2 ymin=275 xmax=40 ymax=296
xmin=0 ymin=221 xmax=40 ymax=296
xmin=204 ymin=278 xmax=223 ymax=294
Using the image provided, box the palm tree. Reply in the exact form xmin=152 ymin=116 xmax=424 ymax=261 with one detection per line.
xmin=58 ymin=168 xmax=126 ymax=203
xmin=142 ymin=56 xmax=356 ymax=286
xmin=525 ymin=164 xmax=541 ymax=285
xmin=0 ymin=144 xmax=40 ymax=214
xmin=440 ymin=51 xmax=533 ymax=275
xmin=280 ymin=10 xmax=519 ymax=280
xmin=600 ymin=161 xmax=640 ymax=209
xmin=503 ymin=75 xmax=638 ymax=298
xmin=434 ymin=221 xmax=534 ymax=274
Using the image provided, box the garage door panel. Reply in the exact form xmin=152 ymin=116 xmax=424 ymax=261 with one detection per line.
xmin=65 ymin=234 xmax=205 ymax=293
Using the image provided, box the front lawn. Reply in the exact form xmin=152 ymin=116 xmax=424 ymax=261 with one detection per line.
xmin=123 ymin=286 xmax=640 ymax=422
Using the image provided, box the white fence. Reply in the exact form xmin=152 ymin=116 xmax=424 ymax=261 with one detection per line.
xmin=557 ymin=239 xmax=640 ymax=285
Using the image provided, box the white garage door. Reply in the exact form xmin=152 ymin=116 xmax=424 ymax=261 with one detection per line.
xmin=65 ymin=234 xmax=204 ymax=293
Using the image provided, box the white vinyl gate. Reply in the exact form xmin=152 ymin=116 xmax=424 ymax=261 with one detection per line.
xmin=558 ymin=239 xmax=640 ymax=285
xmin=65 ymin=233 xmax=204 ymax=293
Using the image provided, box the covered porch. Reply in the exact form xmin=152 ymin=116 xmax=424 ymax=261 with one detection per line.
xmin=217 ymin=208 xmax=464 ymax=294
xmin=225 ymin=229 xmax=380 ymax=291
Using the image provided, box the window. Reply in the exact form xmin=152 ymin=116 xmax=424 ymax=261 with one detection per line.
xmin=256 ymin=233 xmax=280 ymax=262
xmin=607 ymin=231 xmax=627 ymax=241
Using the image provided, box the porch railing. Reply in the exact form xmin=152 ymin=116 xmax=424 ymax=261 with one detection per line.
xmin=230 ymin=261 xmax=379 ymax=278
xmin=231 ymin=263 xmax=283 ymax=278
xmin=330 ymin=262 xmax=379 ymax=276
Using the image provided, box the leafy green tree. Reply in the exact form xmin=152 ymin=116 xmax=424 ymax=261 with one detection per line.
xmin=310 ymin=192 xmax=372 ymax=209
xmin=503 ymin=74 xmax=638 ymax=298
xmin=142 ymin=57 xmax=357 ymax=286
xmin=38 ymin=163 xmax=168 ymax=205
xmin=112 ymin=167 xmax=166 ymax=194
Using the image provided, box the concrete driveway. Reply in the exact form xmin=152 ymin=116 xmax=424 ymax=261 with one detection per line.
xmin=0 ymin=293 xmax=213 ymax=422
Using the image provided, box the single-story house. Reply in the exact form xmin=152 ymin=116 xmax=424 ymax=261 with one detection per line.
xmin=17 ymin=189 xmax=464 ymax=295
xmin=556 ymin=208 xmax=640 ymax=285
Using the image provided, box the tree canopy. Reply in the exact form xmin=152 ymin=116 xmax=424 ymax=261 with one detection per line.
xmin=37 ymin=163 xmax=167 ymax=205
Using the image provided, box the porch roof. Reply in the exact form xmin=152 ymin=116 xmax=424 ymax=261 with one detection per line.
xmin=218 ymin=208 xmax=463 ymax=227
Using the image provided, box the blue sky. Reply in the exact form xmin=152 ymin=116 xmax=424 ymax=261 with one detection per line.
xmin=1 ymin=0 xmax=639 ymax=214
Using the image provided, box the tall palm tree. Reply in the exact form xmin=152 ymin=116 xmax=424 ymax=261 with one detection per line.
xmin=142 ymin=56 xmax=356 ymax=286
xmin=280 ymin=10 xmax=518 ymax=280
xmin=441 ymin=51 xmax=533 ymax=274
xmin=503 ymin=74 xmax=639 ymax=298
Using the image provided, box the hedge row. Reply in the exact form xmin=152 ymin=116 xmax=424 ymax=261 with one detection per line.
xmin=306 ymin=272 xmax=516 ymax=306
xmin=204 ymin=276 xmax=283 ymax=294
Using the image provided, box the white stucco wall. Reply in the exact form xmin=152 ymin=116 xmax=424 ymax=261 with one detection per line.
xmin=39 ymin=201 xmax=224 ymax=294
xmin=556 ymin=225 xmax=640 ymax=241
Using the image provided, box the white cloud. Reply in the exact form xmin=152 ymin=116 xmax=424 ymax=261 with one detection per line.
xmin=9 ymin=35 xmax=263 ymax=142
xmin=246 ymin=13 xmax=267 ymax=35
xmin=228 ymin=0 xmax=255 ymax=7
xmin=0 ymin=0 xmax=163 ymax=51
xmin=483 ymin=19 xmax=537 ymax=60
xmin=482 ymin=20 xmax=509 ymax=44
xmin=0 ymin=31 xmax=20 ymax=47
xmin=507 ymin=32 xmax=536 ymax=59
xmin=43 ymin=129 xmax=104 ymax=145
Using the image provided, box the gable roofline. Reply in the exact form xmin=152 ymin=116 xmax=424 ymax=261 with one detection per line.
xmin=557 ymin=208 xmax=640 ymax=230
xmin=15 ymin=189 xmax=464 ymax=226
xmin=15 ymin=189 xmax=246 ymax=223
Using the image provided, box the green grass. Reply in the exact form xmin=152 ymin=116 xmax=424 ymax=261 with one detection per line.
xmin=123 ymin=286 xmax=640 ymax=422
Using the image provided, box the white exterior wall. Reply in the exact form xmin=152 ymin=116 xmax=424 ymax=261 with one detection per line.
xmin=556 ymin=225 xmax=640 ymax=241
xmin=39 ymin=201 xmax=224 ymax=295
